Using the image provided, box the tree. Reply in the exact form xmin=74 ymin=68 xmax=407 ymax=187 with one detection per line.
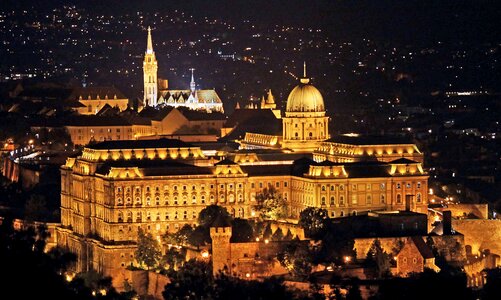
xmin=272 ymin=227 xmax=285 ymax=241
xmin=161 ymin=247 xmax=186 ymax=271
xmin=198 ymin=204 xmax=232 ymax=228
xmin=482 ymin=267 xmax=501 ymax=300
xmin=255 ymin=186 xmax=288 ymax=220
xmin=24 ymin=194 xmax=50 ymax=222
xmin=346 ymin=282 xmax=363 ymax=300
xmin=365 ymin=239 xmax=392 ymax=278
xmin=230 ymin=218 xmax=255 ymax=242
xmin=311 ymin=222 xmax=356 ymax=266
xmin=263 ymin=223 xmax=273 ymax=239
xmin=135 ymin=227 xmax=161 ymax=270
xmin=277 ymin=239 xmax=312 ymax=280
xmin=299 ymin=207 xmax=329 ymax=238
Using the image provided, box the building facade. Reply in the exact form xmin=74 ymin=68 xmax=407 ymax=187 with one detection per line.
xmin=57 ymin=74 xmax=430 ymax=279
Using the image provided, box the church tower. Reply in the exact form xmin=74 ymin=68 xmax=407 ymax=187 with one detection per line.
xmin=282 ymin=63 xmax=329 ymax=152
xmin=143 ymin=26 xmax=158 ymax=107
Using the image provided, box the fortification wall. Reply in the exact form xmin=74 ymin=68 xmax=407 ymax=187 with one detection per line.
xmin=453 ymin=219 xmax=501 ymax=256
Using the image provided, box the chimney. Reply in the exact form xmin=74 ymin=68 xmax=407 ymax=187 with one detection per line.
xmin=443 ymin=210 xmax=452 ymax=235
xmin=405 ymin=194 xmax=412 ymax=211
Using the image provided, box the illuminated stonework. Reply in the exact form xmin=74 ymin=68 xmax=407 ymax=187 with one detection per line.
xmin=281 ymin=73 xmax=329 ymax=152
xmin=143 ymin=27 xmax=158 ymax=107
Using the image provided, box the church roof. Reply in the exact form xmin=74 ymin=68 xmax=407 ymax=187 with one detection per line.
xmin=408 ymin=236 xmax=435 ymax=259
xmin=68 ymin=86 xmax=127 ymax=101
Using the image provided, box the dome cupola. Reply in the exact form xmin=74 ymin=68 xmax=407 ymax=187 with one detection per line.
xmin=286 ymin=63 xmax=325 ymax=113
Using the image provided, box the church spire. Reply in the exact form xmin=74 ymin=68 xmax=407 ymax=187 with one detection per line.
xmin=189 ymin=68 xmax=196 ymax=92
xmin=147 ymin=26 xmax=153 ymax=53
xmin=143 ymin=26 xmax=158 ymax=107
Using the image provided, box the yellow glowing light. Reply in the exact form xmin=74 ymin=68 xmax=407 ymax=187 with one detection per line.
xmin=264 ymin=239 xmax=269 ymax=244
xmin=246 ymin=273 xmax=251 ymax=278
xmin=344 ymin=256 xmax=351 ymax=263
xmin=201 ymin=250 xmax=209 ymax=258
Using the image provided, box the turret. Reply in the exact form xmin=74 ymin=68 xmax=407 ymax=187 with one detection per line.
xmin=210 ymin=225 xmax=232 ymax=276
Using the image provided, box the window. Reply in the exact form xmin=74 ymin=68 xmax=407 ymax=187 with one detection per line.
xmin=406 ymin=183 xmax=411 ymax=188
xmin=117 ymin=198 xmax=123 ymax=205
xmin=330 ymin=185 xmax=334 ymax=191
xmin=340 ymin=196 xmax=345 ymax=205
xmin=321 ymin=197 xmax=326 ymax=206
xmin=352 ymin=184 xmax=357 ymax=191
xmin=380 ymin=195 xmax=385 ymax=204
xmin=201 ymin=195 xmax=206 ymax=204
xmin=417 ymin=182 xmax=421 ymax=189
xmin=284 ymin=181 xmax=288 ymax=187
xmin=413 ymin=258 xmax=417 ymax=264
xmin=321 ymin=185 xmax=326 ymax=191
xmin=146 ymin=197 xmax=151 ymax=206
xmin=276 ymin=182 xmax=280 ymax=188
xmin=192 ymin=195 xmax=197 ymax=204
xmin=118 ymin=212 xmax=123 ymax=222
xmin=351 ymin=195 xmax=358 ymax=204
xmin=380 ymin=183 xmax=385 ymax=190
xmin=397 ymin=194 xmax=402 ymax=203
xmin=340 ymin=211 xmax=344 ymax=217
xmin=416 ymin=193 xmax=422 ymax=202
xmin=340 ymin=185 xmax=344 ymax=191
xmin=367 ymin=184 xmax=371 ymax=191
xmin=126 ymin=197 xmax=132 ymax=205
xmin=367 ymin=195 xmax=372 ymax=204
xmin=330 ymin=196 xmax=335 ymax=205
xmin=146 ymin=212 xmax=151 ymax=221
xmin=165 ymin=213 xmax=169 ymax=220
xmin=155 ymin=197 xmax=160 ymax=205
xmin=331 ymin=211 xmax=335 ymax=217
xmin=396 ymin=183 xmax=401 ymax=189
xmin=259 ymin=182 xmax=263 ymax=188
xmin=251 ymin=183 xmax=255 ymax=189
xmin=183 ymin=211 xmax=187 ymax=219
xmin=136 ymin=212 xmax=142 ymax=222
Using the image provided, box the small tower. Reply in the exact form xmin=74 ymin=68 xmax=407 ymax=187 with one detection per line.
xmin=210 ymin=225 xmax=232 ymax=276
xmin=143 ymin=26 xmax=158 ymax=107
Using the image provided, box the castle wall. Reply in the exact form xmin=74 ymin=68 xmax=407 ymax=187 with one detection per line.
xmin=453 ymin=219 xmax=501 ymax=257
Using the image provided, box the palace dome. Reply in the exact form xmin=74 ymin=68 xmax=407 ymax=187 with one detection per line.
xmin=286 ymin=78 xmax=325 ymax=113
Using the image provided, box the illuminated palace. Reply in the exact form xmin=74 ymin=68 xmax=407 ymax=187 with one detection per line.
xmin=56 ymin=69 xmax=428 ymax=278
xmin=143 ymin=27 xmax=224 ymax=113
